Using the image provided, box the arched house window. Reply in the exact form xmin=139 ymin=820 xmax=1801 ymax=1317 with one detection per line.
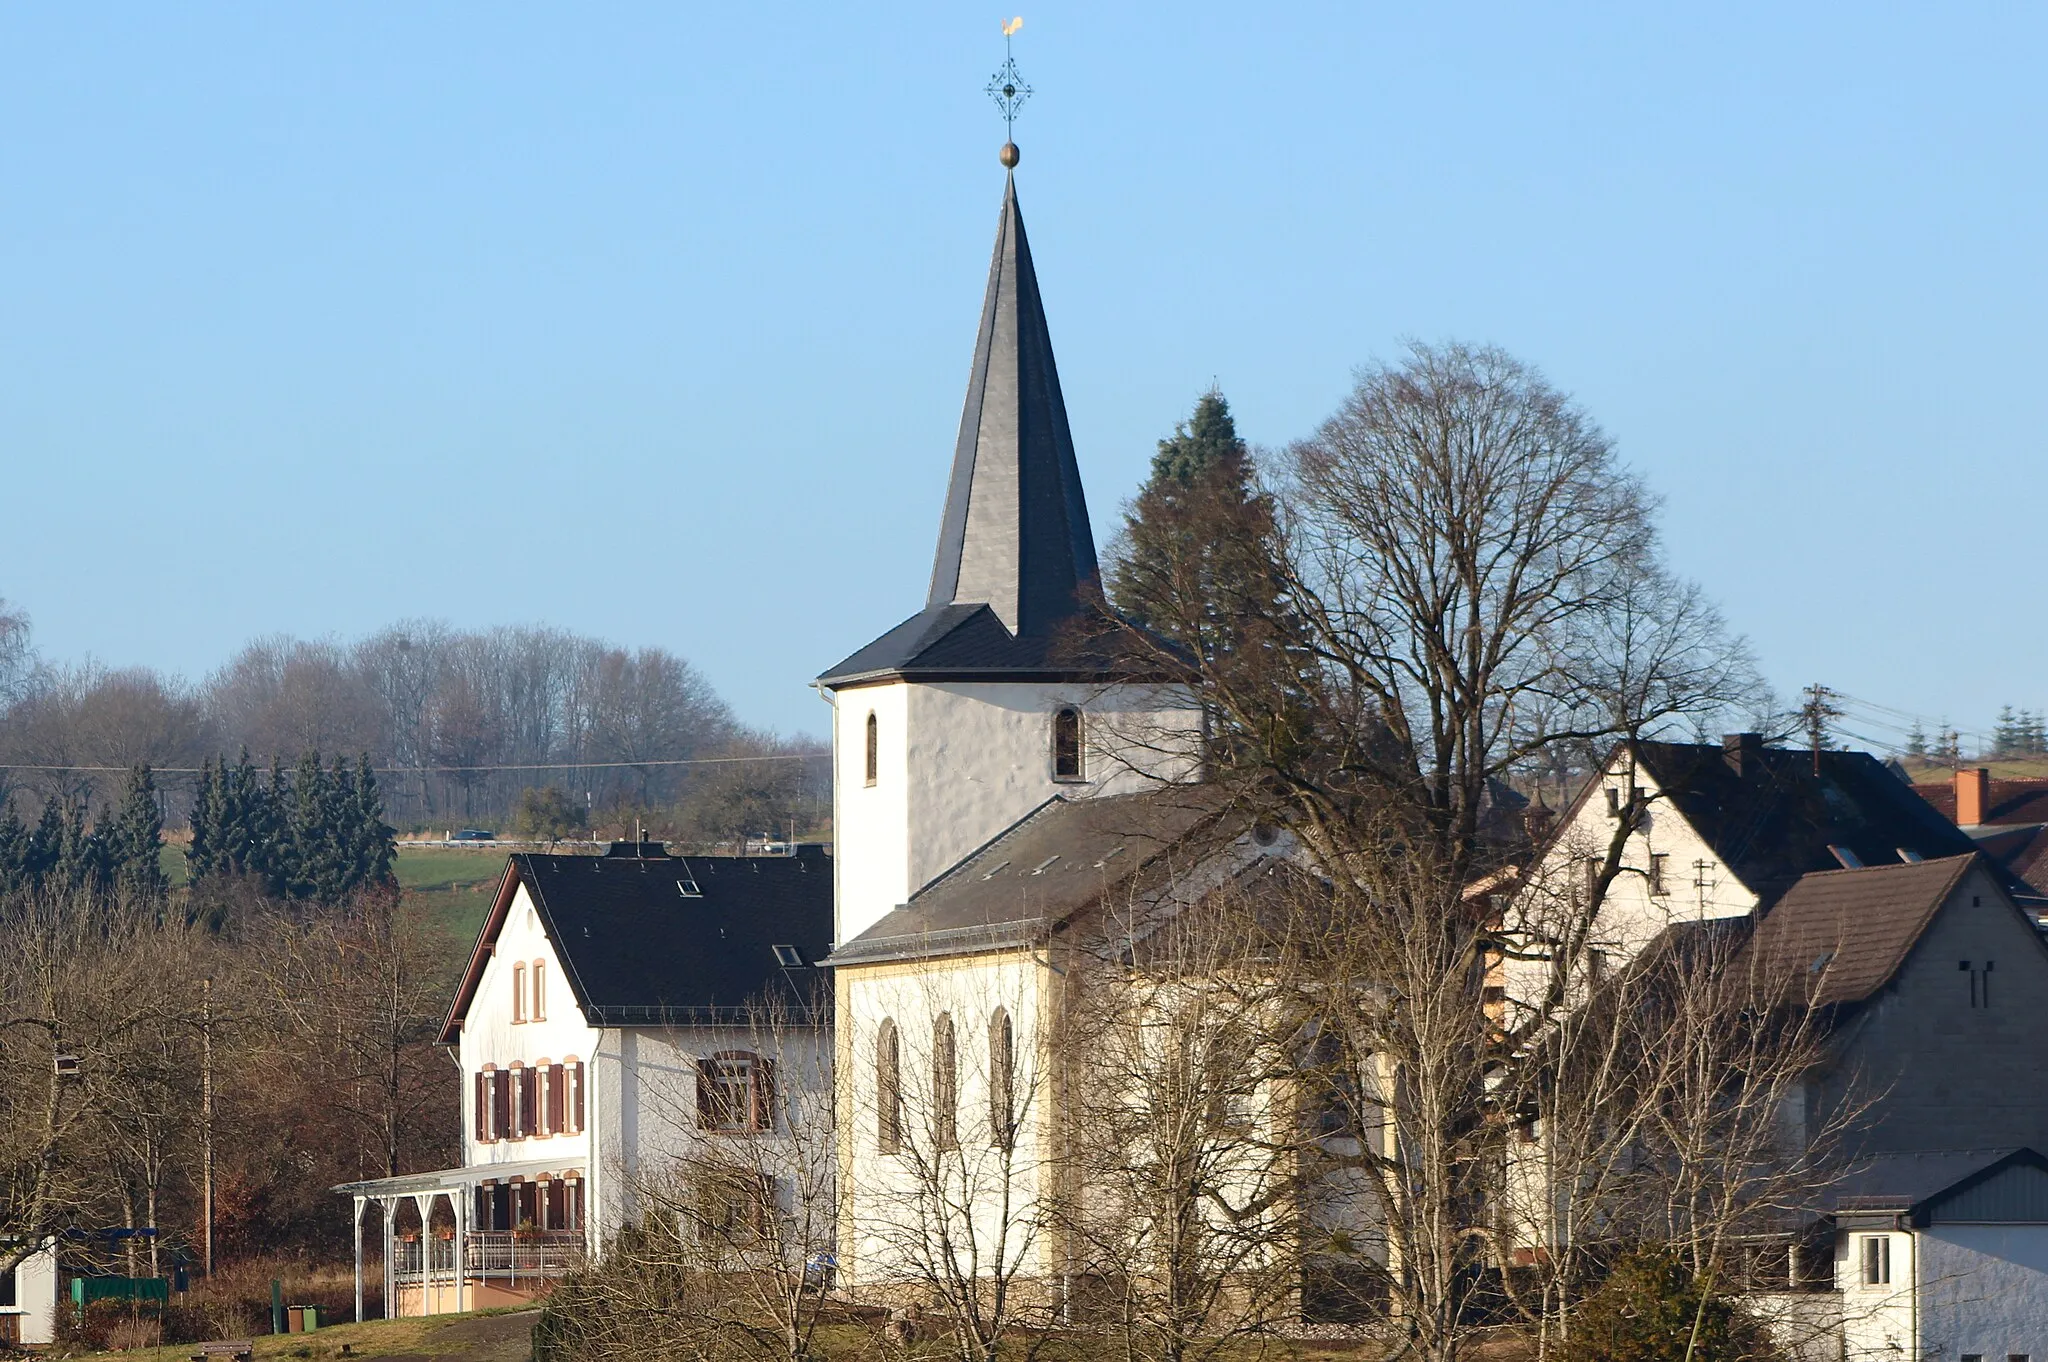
xmin=989 ymin=1008 xmax=1016 ymax=1149
xmin=1052 ymin=707 xmax=1084 ymax=781
xmin=876 ymin=1019 xmax=902 ymax=1154
xmin=532 ymin=960 xmax=547 ymax=1021
xmin=864 ymin=712 xmax=879 ymax=787
xmin=933 ymin=1012 xmax=959 ymax=1151
xmin=512 ymin=962 xmax=527 ymax=1022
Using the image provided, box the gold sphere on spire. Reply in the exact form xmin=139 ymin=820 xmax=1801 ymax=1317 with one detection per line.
xmin=999 ymin=141 xmax=1020 ymax=168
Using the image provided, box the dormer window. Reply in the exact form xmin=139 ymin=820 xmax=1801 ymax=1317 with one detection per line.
xmin=1052 ymin=707 xmax=1085 ymax=782
xmin=865 ymin=712 xmax=879 ymax=787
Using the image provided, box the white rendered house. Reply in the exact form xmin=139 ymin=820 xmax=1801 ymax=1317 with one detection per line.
xmin=334 ymin=842 xmax=833 ymax=1319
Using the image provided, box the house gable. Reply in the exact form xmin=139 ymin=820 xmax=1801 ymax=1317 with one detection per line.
xmin=1817 ymin=861 xmax=2048 ymax=1155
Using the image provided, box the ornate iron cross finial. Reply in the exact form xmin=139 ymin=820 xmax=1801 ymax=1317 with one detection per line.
xmin=987 ymin=16 xmax=1030 ymax=164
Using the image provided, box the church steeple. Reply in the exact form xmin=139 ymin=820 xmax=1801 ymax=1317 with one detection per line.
xmin=926 ymin=173 xmax=1100 ymax=637
xmin=819 ymin=167 xmax=1113 ymax=689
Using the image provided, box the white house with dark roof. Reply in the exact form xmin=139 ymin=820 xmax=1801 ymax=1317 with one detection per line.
xmin=333 ymin=842 xmax=832 ymax=1320
xmin=1503 ymin=734 xmax=2048 ymax=1349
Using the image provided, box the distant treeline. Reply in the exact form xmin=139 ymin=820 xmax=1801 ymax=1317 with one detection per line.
xmin=0 ymin=609 xmax=827 ymax=842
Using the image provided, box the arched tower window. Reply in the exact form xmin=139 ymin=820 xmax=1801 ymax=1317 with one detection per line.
xmin=989 ymin=1008 xmax=1016 ymax=1149
xmin=864 ymin=712 xmax=879 ymax=787
xmin=933 ymin=1012 xmax=959 ymax=1150
xmin=1052 ymin=707 xmax=1085 ymax=781
xmin=876 ymin=1019 xmax=902 ymax=1154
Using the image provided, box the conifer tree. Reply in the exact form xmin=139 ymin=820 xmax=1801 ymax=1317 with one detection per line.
xmin=54 ymin=798 xmax=110 ymax=894
xmin=27 ymin=797 xmax=63 ymax=887
xmin=188 ymin=758 xmax=219 ymax=881
xmin=1905 ymin=721 xmax=1929 ymax=760
xmin=109 ymin=765 xmax=168 ymax=901
xmin=1108 ymin=389 xmax=1287 ymax=669
xmin=0 ymin=803 xmax=27 ymax=893
xmin=351 ymin=754 xmax=398 ymax=890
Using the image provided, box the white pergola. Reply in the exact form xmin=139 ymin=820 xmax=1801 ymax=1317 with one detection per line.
xmin=332 ymin=1158 xmax=585 ymax=1322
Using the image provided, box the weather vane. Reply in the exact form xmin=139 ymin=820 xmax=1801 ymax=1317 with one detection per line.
xmin=987 ymin=16 xmax=1029 ymax=167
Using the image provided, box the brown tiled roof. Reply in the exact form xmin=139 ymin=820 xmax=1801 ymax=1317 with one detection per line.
xmin=1741 ymin=853 xmax=1976 ymax=1007
xmin=1918 ymin=776 xmax=2048 ymax=826
xmin=1916 ymin=778 xmax=2048 ymax=901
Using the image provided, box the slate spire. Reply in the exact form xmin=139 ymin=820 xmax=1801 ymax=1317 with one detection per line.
xmin=925 ymin=172 xmax=1100 ymax=637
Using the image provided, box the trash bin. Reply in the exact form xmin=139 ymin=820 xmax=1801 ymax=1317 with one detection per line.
xmin=287 ymin=1306 xmax=320 ymax=1332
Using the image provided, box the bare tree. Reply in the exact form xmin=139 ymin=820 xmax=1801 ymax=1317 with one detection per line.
xmin=1093 ymin=342 xmax=1762 ymax=1361
xmin=0 ymin=889 xmax=207 ymax=1276
xmin=1056 ymin=884 xmax=1307 ymax=1362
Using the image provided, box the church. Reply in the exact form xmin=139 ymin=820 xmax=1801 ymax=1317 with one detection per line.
xmin=813 ymin=155 xmax=1234 ymax=1293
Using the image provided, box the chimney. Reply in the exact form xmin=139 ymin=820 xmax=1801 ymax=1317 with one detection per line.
xmin=1955 ymin=768 xmax=1991 ymax=827
xmin=1723 ymin=732 xmax=1764 ymax=777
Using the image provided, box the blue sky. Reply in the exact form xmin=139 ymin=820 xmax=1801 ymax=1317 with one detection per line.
xmin=2 ymin=4 xmax=2041 ymax=746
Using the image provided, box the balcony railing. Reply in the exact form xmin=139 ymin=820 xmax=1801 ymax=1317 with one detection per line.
xmin=465 ymin=1230 xmax=586 ymax=1277
xmin=390 ymin=1231 xmax=584 ymax=1282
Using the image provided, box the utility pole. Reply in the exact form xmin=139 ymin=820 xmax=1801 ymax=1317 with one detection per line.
xmin=202 ymin=975 xmax=214 ymax=1278
xmin=1799 ymin=683 xmax=1842 ymax=776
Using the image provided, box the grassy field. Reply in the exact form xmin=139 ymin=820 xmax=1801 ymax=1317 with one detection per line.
xmin=1905 ymin=757 xmax=2048 ymax=784
xmin=394 ymin=845 xmax=512 ymax=942
xmin=156 ymin=841 xmax=514 ymax=942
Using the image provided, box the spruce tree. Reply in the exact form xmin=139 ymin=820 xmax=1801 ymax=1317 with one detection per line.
xmin=26 ymin=797 xmax=63 ymax=887
xmin=109 ymin=765 xmax=168 ymax=901
xmin=0 ymin=802 xmax=27 ymax=894
xmin=350 ymin=754 xmax=398 ymax=891
xmin=54 ymin=798 xmax=110 ymax=894
xmin=1905 ymin=721 xmax=1929 ymax=760
xmin=187 ymin=758 xmax=218 ymax=882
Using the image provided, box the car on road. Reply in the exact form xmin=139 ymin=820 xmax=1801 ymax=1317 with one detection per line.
xmin=451 ymin=829 xmax=497 ymax=842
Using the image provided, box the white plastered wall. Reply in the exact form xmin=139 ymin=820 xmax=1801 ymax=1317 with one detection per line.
xmin=835 ymin=950 xmax=1051 ymax=1288
xmin=830 ymin=678 xmax=1202 ymax=946
xmin=1499 ymin=749 xmax=1762 ymax=1258
xmin=1838 ymin=1229 xmax=1916 ymax=1360
xmin=2 ymin=1241 xmax=57 ymax=1346
xmin=1503 ymin=749 xmax=1760 ymax=1020
xmin=457 ymin=881 xmax=601 ymax=1171
xmin=589 ymin=1021 xmax=835 ymax=1248
xmin=1916 ymin=1224 xmax=2048 ymax=1357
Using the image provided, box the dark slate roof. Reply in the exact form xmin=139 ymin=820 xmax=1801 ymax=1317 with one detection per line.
xmin=820 ymin=174 xmax=1107 ymax=688
xmin=1742 ymin=853 xmax=1978 ymax=1006
xmin=440 ymin=849 xmax=834 ymax=1040
xmin=1633 ymin=741 xmax=1977 ymax=909
xmin=825 ymin=788 xmax=1230 ymax=965
xmin=1828 ymin=1148 xmax=2043 ymax=1217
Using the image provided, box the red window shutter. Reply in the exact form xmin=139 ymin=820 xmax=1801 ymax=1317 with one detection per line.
xmin=519 ymin=1068 xmax=537 ymax=1138
xmin=493 ymin=1070 xmax=511 ymax=1140
xmin=752 ymin=1056 xmax=776 ymax=1132
xmin=474 ymin=1073 xmax=488 ymax=1143
xmin=571 ymin=1062 xmax=584 ymax=1132
xmin=547 ymin=1064 xmax=565 ymax=1134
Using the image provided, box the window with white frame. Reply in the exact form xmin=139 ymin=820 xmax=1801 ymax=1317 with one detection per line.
xmin=1859 ymin=1234 xmax=1891 ymax=1286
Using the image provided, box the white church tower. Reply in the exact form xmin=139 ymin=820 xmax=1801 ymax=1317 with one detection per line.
xmin=817 ymin=168 xmax=1202 ymax=947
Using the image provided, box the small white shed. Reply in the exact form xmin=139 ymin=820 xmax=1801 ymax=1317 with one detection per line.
xmin=0 ymin=1239 xmax=59 ymax=1346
